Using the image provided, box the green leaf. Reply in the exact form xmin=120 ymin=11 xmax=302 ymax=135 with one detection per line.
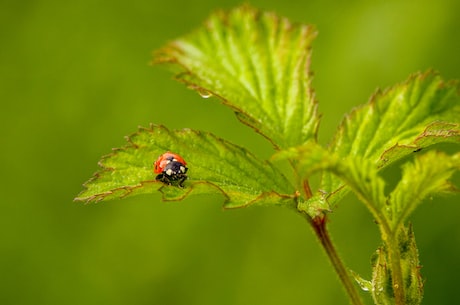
xmin=154 ymin=5 xmax=320 ymax=149
xmin=389 ymin=151 xmax=460 ymax=229
xmin=322 ymin=71 xmax=460 ymax=206
xmin=75 ymin=125 xmax=296 ymax=209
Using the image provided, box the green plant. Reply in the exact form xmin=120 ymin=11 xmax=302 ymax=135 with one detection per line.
xmin=75 ymin=5 xmax=460 ymax=305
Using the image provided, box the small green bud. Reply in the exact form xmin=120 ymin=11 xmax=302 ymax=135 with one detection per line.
xmin=370 ymin=225 xmax=423 ymax=305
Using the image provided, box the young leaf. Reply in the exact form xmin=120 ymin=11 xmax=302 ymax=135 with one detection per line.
xmin=272 ymin=142 xmax=336 ymax=216
xmin=322 ymin=71 xmax=460 ymax=207
xmin=154 ymin=5 xmax=320 ymax=149
xmin=75 ymin=125 xmax=296 ymax=209
xmin=389 ymin=151 xmax=460 ymax=229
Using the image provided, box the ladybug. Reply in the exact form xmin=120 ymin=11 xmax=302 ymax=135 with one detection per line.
xmin=154 ymin=151 xmax=188 ymax=187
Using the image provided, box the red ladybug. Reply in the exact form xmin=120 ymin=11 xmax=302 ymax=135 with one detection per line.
xmin=154 ymin=151 xmax=188 ymax=187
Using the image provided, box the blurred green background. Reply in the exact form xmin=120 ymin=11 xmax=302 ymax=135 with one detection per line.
xmin=1 ymin=0 xmax=459 ymax=304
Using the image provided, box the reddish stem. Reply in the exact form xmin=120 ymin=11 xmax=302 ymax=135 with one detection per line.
xmin=308 ymin=215 xmax=365 ymax=305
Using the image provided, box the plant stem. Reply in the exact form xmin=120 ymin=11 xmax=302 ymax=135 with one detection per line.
xmin=386 ymin=233 xmax=405 ymax=305
xmin=355 ymin=193 xmax=406 ymax=304
xmin=307 ymin=214 xmax=365 ymax=305
xmin=377 ymin=221 xmax=405 ymax=304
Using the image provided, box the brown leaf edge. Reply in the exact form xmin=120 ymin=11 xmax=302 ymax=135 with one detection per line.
xmin=377 ymin=121 xmax=460 ymax=168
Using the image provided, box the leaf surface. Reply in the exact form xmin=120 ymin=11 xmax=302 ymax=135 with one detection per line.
xmin=154 ymin=5 xmax=320 ymax=149
xmin=321 ymin=71 xmax=460 ymax=206
xmin=390 ymin=151 xmax=460 ymax=229
xmin=75 ymin=125 xmax=296 ymax=208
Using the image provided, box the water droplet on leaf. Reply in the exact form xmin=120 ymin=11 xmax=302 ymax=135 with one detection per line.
xmin=350 ymin=270 xmax=373 ymax=292
xmin=197 ymin=88 xmax=213 ymax=98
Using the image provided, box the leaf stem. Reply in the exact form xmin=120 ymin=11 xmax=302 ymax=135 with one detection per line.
xmin=302 ymin=179 xmax=313 ymax=198
xmin=306 ymin=214 xmax=365 ymax=305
